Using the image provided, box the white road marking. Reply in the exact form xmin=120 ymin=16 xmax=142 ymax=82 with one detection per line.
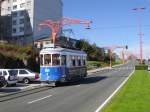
xmin=95 ymin=69 xmax=135 ymax=112
xmin=75 ymin=85 xmax=81 ymax=87
xmin=27 ymin=95 xmax=52 ymax=104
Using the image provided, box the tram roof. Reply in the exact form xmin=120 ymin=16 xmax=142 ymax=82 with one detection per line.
xmin=40 ymin=47 xmax=87 ymax=56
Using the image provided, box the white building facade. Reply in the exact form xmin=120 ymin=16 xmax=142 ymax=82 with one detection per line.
xmin=1 ymin=0 xmax=63 ymax=45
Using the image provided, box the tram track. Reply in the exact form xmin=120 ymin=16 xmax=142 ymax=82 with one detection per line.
xmin=0 ymin=86 xmax=52 ymax=102
xmin=0 ymin=62 xmax=133 ymax=102
xmin=0 ymin=62 xmax=134 ymax=112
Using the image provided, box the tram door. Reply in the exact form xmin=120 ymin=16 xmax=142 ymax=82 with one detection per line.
xmin=61 ymin=55 xmax=67 ymax=76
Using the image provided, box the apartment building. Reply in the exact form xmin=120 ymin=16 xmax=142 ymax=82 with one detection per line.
xmin=1 ymin=0 xmax=63 ymax=45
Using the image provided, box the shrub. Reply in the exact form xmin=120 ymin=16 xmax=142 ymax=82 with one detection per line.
xmin=135 ymin=65 xmax=148 ymax=70
xmin=0 ymin=44 xmax=40 ymax=72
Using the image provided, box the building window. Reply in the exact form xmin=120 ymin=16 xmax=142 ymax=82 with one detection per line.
xmin=27 ymin=9 xmax=31 ymax=14
xmin=13 ymin=5 xmax=17 ymax=10
xmin=8 ymin=7 xmax=11 ymax=11
xmin=20 ymin=3 xmax=25 ymax=8
xmin=13 ymin=0 xmax=17 ymax=2
xmin=19 ymin=27 xmax=24 ymax=32
xmin=20 ymin=11 xmax=24 ymax=16
xmin=27 ymin=1 xmax=31 ymax=6
xmin=12 ymin=12 xmax=17 ymax=17
xmin=12 ymin=20 xmax=17 ymax=25
xmin=19 ymin=18 xmax=24 ymax=24
xmin=13 ymin=28 xmax=17 ymax=33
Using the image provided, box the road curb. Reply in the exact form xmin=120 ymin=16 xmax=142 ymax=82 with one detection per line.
xmin=88 ymin=63 xmax=127 ymax=75
xmin=87 ymin=67 xmax=110 ymax=74
xmin=95 ymin=68 xmax=135 ymax=112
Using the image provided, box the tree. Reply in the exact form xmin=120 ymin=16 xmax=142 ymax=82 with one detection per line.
xmin=76 ymin=39 xmax=105 ymax=61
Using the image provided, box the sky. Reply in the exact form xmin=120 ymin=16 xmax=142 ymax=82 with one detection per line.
xmin=62 ymin=0 xmax=150 ymax=58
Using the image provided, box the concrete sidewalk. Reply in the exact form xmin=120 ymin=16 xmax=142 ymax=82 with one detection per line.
xmin=87 ymin=62 xmax=128 ymax=75
xmin=87 ymin=67 xmax=110 ymax=74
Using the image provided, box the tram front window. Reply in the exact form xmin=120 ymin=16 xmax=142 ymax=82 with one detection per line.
xmin=52 ymin=54 xmax=60 ymax=66
xmin=44 ymin=54 xmax=51 ymax=66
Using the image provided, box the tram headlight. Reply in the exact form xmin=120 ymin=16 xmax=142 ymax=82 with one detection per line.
xmin=62 ymin=74 xmax=66 ymax=77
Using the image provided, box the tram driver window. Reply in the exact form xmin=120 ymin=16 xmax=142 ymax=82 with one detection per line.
xmin=44 ymin=54 xmax=51 ymax=66
xmin=40 ymin=55 xmax=43 ymax=65
xmin=52 ymin=54 xmax=60 ymax=66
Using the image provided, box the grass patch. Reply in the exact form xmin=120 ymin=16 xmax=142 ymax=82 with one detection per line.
xmin=87 ymin=60 xmax=123 ymax=70
xmin=112 ymin=60 xmax=122 ymax=66
xmin=87 ymin=61 xmax=109 ymax=70
xmin=102 ymin=70 xmax=150 ymax=112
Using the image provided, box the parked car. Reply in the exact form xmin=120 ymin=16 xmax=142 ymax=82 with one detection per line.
xmin=0 ymin=69 xmax=18 ymax=86
xmin=16 ymin=69 xmax=39 ymax=84
xmin=148 ymin=66 xmax=150 ymax=71
xmin=0 ymin=75 xmax=7 ymax=88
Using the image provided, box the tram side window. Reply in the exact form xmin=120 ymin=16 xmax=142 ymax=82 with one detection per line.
xmin=44 ymin=54 xmax=51 ymax=66
xmin=52 ymin=54 xmax=60 ymax=66
xmin=78 ymin=56 xmax=81 ymax=66
xmin=71 ymin=56 xmax=76 ymax=66
xmin=83 ymin=57 xmax=86 ymax=66
xmin=40 ymin=55 xmax=43 ymax=65
xmin=61 ymin=55 xmax=66 ymax=66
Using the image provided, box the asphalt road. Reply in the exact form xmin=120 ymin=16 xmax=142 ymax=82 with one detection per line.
xmin=0 ymin=62 xmax=134 ymax=112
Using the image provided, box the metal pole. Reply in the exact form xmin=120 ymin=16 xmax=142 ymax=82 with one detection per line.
xmin=109 ymin=49 xmax=112 ymax=68
xmin=132 ymin=7 xmax=145 ymax=64
xmin=138 ymin=12 xmax=143 ymax=64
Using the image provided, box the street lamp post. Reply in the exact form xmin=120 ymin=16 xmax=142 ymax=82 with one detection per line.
xmin=132 ymin=7 xmax=146 ymax=64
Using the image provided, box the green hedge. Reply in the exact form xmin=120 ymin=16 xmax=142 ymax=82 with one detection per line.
xmin=87 ymin=61 xmax=101 ymax=70
xmin=135 ymin=65 xmax=148 ymax=70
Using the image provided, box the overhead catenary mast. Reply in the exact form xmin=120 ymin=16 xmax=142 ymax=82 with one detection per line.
xmin=103 ymin=45 xmax=128 ymax=68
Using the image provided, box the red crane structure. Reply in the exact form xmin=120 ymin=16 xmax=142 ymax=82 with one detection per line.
xmin=38 ymin=17 xmax=92 ymax=44
xmin=103 ymin=45 xmax=128 ymax=68
xmin=132 ymin=7 xmax=146 ymax=64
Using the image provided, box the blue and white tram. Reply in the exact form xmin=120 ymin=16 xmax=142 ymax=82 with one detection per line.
xmin=40 ymin=45 xmax=87 ymax=85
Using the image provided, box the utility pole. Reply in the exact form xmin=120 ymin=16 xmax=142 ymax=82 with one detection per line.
xmin=104 ymin=45 xmax=128 ymax=68
xmin=132 ymin=7 xmax=146 ymax=64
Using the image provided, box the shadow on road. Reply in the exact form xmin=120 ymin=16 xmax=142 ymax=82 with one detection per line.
xmin=58 ymin=76 xmax=107 ymax=87
xmin=0 ymin=81 xmax=41 ymax=94
xmin=0 ymin=88 xmax=21 ymax=93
